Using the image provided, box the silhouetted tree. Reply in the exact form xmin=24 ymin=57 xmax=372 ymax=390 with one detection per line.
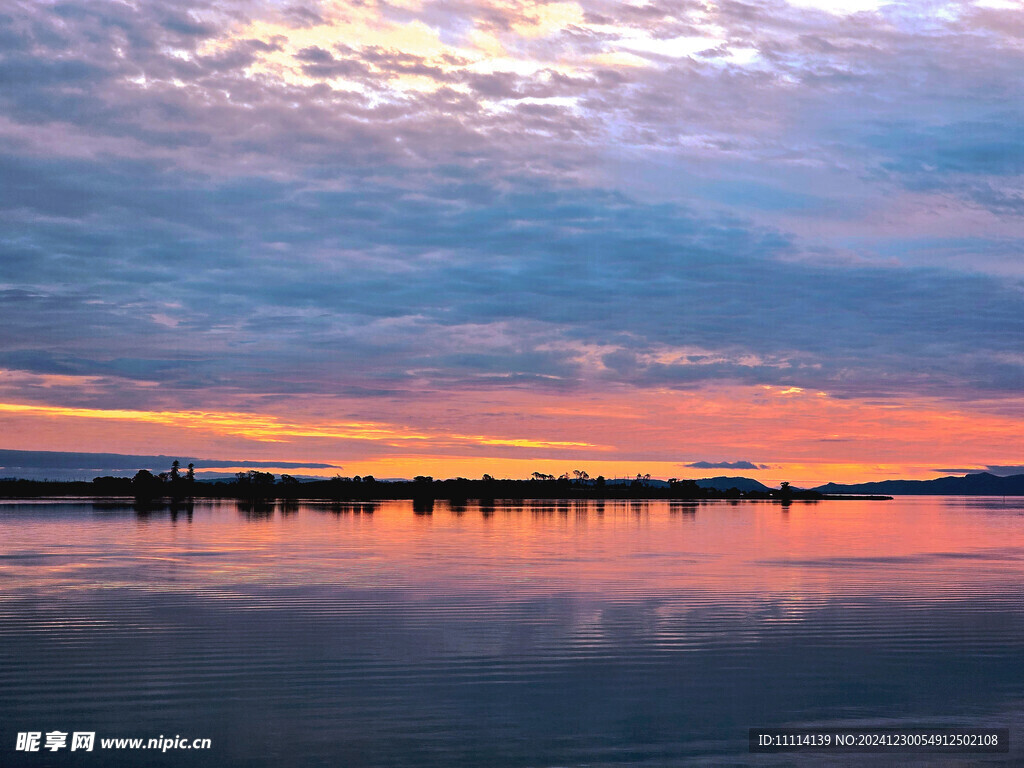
xmin=132 ymin=469 xmax=162 ymax=499
xmin=251 ymin=471 xmax=275 ymax=486
xmin=92 ymin=475 xmax=132 ymax=494
xmin=673 ymin=479 xmax=700 ymax=498
xmin=779 ymin=481 xmax=792 ymax=501
xmin=234 ymin=470 xmax=276 ymax=498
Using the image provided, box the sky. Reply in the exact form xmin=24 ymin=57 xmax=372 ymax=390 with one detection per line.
xmin=1 ymin=0 xmax=1022 ymax=486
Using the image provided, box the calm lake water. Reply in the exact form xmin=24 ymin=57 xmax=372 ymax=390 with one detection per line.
xmin=1 ymin=496 xmax=1023 ymax=766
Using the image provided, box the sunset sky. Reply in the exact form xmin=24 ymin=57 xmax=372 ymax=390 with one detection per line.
xmin=1 ymin=0 xmax=1022 ymax=485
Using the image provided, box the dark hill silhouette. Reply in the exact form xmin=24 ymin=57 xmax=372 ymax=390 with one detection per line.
xmin=695 ymin=476 xmax=772 ymax=493
xmin=601 ymin=476 xmax=771 ymax=492
xmin=813 ymin=472 xmax=1024 ymax=496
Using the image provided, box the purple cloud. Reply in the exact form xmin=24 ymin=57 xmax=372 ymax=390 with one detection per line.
xmin=0 ymin=0 xmax=1020 ymax=418
xmin=686 ymin=461 xmax=769 ymax=470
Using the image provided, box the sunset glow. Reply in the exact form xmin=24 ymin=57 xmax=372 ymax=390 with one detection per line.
xmin=1 ymin=0 xmax=1021 ymax=485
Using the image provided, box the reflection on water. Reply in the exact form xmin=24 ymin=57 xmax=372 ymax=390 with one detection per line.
xmin=1 ymin=497 xmax=1023 ymax=766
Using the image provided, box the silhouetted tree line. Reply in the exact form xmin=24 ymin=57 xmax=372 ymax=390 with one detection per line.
xmin=0 ymin=464 xmax=842 ymax=502
xmin=284 ymin=473 xmax=827 ymax=501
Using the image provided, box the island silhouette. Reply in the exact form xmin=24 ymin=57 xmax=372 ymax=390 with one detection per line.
xmin=0 ymin=461 xmax=904 ymax=502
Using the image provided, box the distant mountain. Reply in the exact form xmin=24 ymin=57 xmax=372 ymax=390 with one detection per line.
xmin=695 ymin=476 xmax=773 ymax=493
xmin=813 ymin=472 xmax=1024 ymax=496
xmin=603 ymin=476 xmax=771 ymax=492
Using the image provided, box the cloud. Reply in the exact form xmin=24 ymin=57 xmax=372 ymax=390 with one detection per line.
xmin=686 ymin=461 xmax=769 ymax=470
xmin=0 ymin=0 xmax=1021 ymax=427
xmin=0 ymin=151 xmax=1022 ymax=410
xmin=0 ymin=449 xmax=342 ymax=478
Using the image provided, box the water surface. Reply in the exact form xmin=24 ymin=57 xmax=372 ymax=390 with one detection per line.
xmin=1 ymin=496 xmax=1022 ymax=766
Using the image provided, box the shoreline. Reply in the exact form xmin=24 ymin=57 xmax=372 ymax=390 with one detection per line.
xmin=0 ymin=486 xmax=893 ymax=503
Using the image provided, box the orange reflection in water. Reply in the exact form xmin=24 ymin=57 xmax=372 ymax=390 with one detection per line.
xmin=3 ymin=497 xmax=1023 ymax=610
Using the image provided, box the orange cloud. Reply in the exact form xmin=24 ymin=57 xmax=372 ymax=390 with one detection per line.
xmin=0 ymin=401 xmax=599 ymax=450
xmin=1 ymin=381 xmax=1021 ymax=485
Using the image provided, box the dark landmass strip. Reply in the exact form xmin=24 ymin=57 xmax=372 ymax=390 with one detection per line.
xmin=0 ymin=469 xmax=888 ymax=502
xmin=814 ymin=471 xmax=1024 ymax=496
xmin=696 ymin=476 xmax=774 ymax=493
